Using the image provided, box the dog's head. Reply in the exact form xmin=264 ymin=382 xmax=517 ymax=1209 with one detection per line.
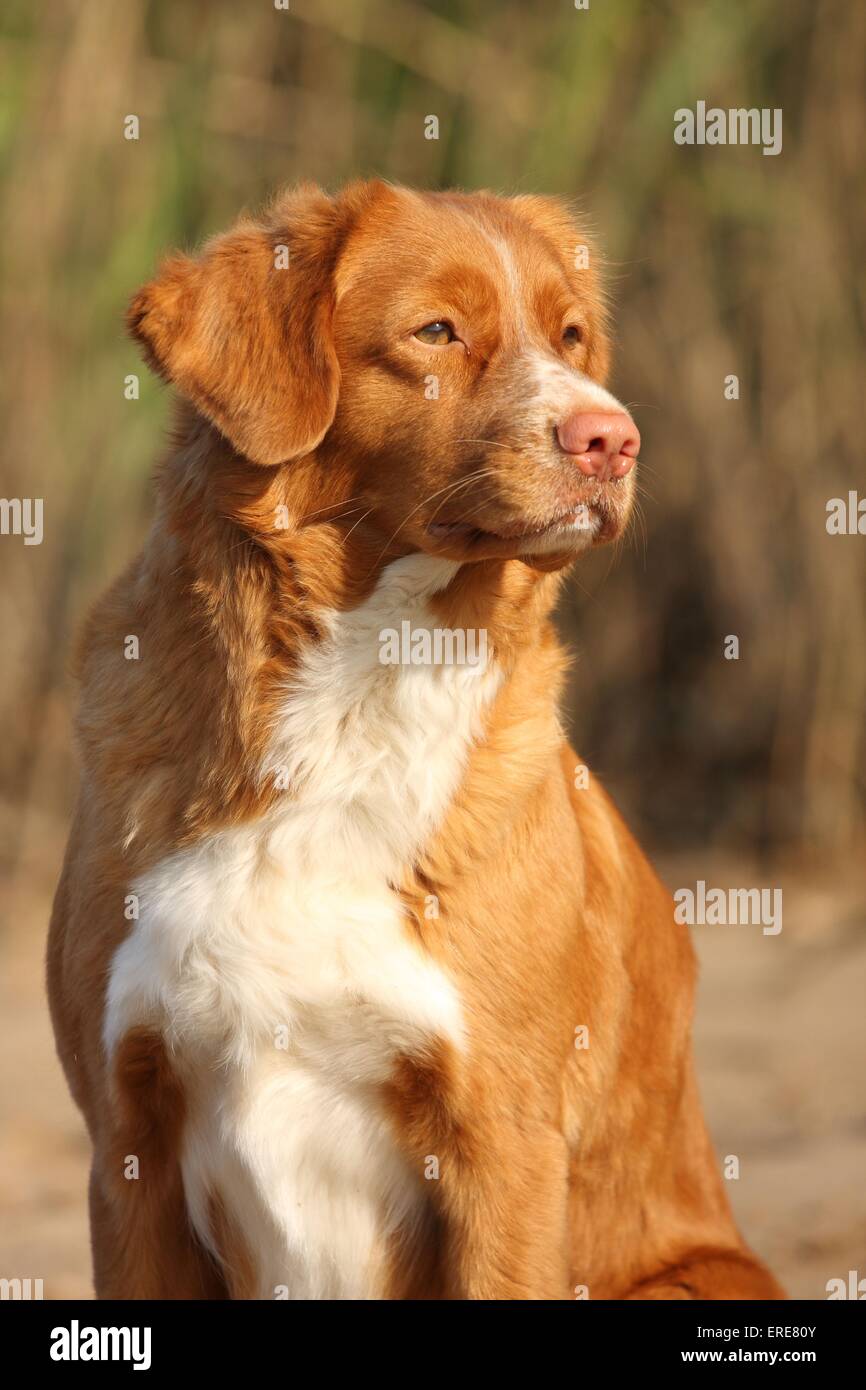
xmin=129 ymin=180 xmax=638 ymax=567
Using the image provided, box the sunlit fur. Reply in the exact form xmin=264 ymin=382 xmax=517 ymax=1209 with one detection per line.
xmin=48 ymin=180 xmax=783 ymax=1300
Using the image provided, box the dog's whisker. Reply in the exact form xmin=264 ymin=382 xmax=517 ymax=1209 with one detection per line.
xmin=340 ymin=506 xmax=376 ymax=542
xmin=367 ymin=468 xmax=500 ymax=568
xmin=452 ymin=437 xmax=522 ymax=454
xmin=296 ymin=495 xmax=366 ymax=523
xmin=424 ymin=469 xmax=501 ymax=526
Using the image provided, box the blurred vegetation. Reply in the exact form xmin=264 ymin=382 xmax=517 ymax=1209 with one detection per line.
xmin=0 ymin=0 xmax=864 ymax=885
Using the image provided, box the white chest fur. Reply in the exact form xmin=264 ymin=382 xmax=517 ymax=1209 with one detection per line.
xmin=105 ymin=555 xmax=499 ymax=1299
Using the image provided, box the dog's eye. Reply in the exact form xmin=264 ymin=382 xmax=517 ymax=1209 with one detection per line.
xmin=415 ymin=321 xmax=455 ymax=345
xmin=562 ymin=325 xmax=583 ymax=346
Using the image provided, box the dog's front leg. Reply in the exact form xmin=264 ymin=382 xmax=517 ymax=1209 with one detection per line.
xmin=440 ymin=1126 xmax=572 ymax=1300
xmin=89 ymin=1027 xmax=227 ymax=1299
xmin=89 ymin=1159 xmax=226 ymax=1300
xmin=388 ymin=1052 xmax=570 ymax=1300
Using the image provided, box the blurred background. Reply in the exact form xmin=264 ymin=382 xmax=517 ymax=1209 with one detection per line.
xmin=1 ymin=0 xmax=863 ymax=1298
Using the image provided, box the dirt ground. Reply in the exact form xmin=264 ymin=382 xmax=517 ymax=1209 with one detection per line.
xmin=1 ymin=826 xmax=863 ymax=1301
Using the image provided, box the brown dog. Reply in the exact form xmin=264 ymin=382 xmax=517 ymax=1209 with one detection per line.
xmin=48 ymin=180 xmax=783 ymax=1300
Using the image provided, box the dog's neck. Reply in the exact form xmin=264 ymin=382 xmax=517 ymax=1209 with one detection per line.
xmin=158 ymin=409 xmax=567 ymax=651
xmin=103 ymin=418 xmax=569 ymax=857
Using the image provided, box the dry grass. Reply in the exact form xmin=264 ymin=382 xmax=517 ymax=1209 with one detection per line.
xmin=0 ymin=0 xmax=863 ymax=1298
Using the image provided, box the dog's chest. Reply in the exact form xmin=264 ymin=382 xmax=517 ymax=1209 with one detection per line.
xmin=105 ymin=556 xmax=498 ymax=1298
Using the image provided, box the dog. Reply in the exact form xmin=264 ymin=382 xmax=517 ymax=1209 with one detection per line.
xmin=48 ymin=179 xmax=784 ymax=1300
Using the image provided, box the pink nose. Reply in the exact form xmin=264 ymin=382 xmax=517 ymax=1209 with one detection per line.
xmin=555 ymin=411 xmax=640 ymax=480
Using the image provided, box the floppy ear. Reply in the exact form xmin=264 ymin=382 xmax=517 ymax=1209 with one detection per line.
xmin=509 ymin=194 xmax=611 ymax=384
xmin=127 ymin=186 xmax=345 ymax=465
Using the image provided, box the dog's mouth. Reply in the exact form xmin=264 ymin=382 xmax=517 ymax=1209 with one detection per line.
xmin=426 ymin=500 xmax=617 ymax=553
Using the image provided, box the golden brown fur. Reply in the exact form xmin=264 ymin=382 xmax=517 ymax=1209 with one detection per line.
xmin=47 ymin=179 xmax=783 ymax=1299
